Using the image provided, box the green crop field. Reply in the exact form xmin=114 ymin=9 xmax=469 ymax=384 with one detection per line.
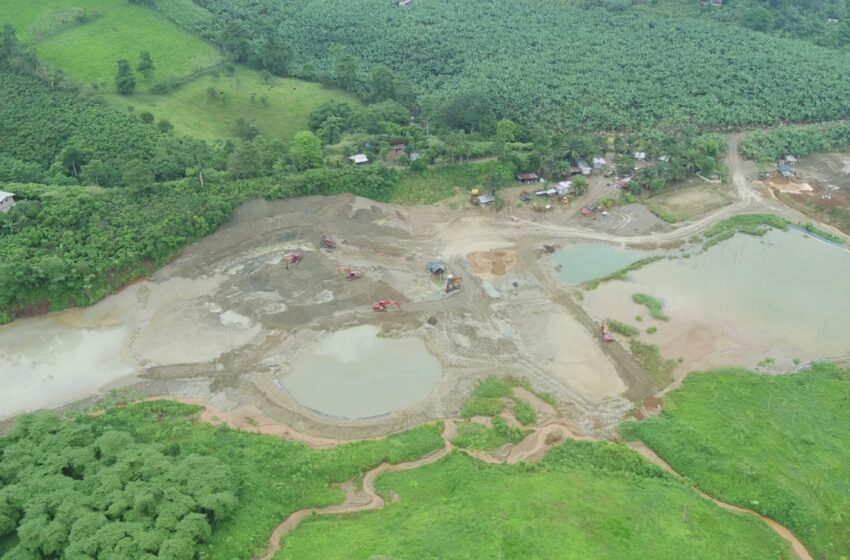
xmin=107 ymin=67 xmax=362 ymax=144
xmin=196 ymin=0 xmax=850 ymax=129
xmin=622 ymin=362 xmax=850 ymax=559
xmin=0 ymin=0 xmax=220 ymax=89
xmin=275 ymin=442 xmax=794 ymax=559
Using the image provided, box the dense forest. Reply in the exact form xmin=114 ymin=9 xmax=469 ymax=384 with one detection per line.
xmin=185 ymin=0 xmax=850 ymax=129
xmin=627 ymin=0 xmax=850 ymax=49
xmin=740 ymin=121 xmax=850 ymax=161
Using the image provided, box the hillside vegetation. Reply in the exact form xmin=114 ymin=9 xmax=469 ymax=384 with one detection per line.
xmin=0 ymin=167 xmax=399 ymax=322
xmin=192 ymin=0 xmax=850 ymax=129
xmin=622 ymin=362 xmax=850 ymax=560
xmin=275 ymin=444 xmax=794 ymax=559
xmin=0 ymin=401 xmax=445 ymax=560
xmin=108 ymin=67 xmax=361 ymax=145
xmin=0 ymin=0 xmax=220 ymax=89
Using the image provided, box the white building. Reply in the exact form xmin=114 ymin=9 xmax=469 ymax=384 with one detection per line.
xmin=349 ymin=154 xmax=369 ymax=165
xmin=0 ymin=191 xmax=15 ymax=213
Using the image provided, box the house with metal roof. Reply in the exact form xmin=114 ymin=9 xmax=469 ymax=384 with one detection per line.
xmin=0 ymin=191 xmax=15 ymax=213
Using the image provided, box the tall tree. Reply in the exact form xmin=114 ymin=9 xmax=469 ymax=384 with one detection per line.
xmin=419 ymin=95 xmax=437 ymax=136
xmin=123 ymin=159 xmax=154 ymax=192
xmin=318 ymin=115 xmax=345 ymax=145
xmin=137 ymin=50 xmax=154 ymax=79
xmin=227 ymin=141 xmax=262 ymax=178
xmin=369 ymin=65 xmax=397 ymax=103
xmin=57 ymin=145 xmax=85 ymax=177
xmin=80 ymin=159 xmax=105 ymax=186
xmin=495 ymin=119 xmax=518 ymax=159
xmin=333 ymin=52 xmax=359 ymax=92
xmin=289 ymin=131 xmax=323 ymax=170
xmin=115 ymin=59 xmax=136 ymax=95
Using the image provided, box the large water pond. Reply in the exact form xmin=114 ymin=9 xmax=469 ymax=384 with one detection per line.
xmin=582 ymin=228 xmax=850 ymax=369
xmin=0 ymin=321 xmax=135 ymax=418
xmin=278 ymin=325 xmax=442 ymax=418
xmin=553 ymin=243 xmax=656 ymax=285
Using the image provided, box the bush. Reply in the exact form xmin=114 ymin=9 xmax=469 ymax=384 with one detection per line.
xmin=513 ymin=400 xmax=537 ymax=426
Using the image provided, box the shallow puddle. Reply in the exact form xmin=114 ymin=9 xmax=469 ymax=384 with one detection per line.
xmin=0 ymin=321 xmax=134 ymax=418
xmin=553 ymin=243 xmax=655 ymax=285
xmin=278 ymin=325 xmax=441 ymax=418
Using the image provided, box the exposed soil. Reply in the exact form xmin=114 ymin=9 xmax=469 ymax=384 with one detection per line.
xmin=9 ymin=134 xmax=843 ymax=443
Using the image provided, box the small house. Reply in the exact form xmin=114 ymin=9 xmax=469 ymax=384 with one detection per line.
xmin=516 ymin=172 xmax=539 ymax=184
xmin=576 ymin=159 xmax=592 ymax=175
xmin=633 ymin=152 xmax=646 ymax=161
xmin=426 ymin=261 xmax=447 ymax=275
xmin=0 ymin=191 xmax=15 ymax=213
xmin=556 ymin=181 xmax=573 ymax=195
xmin=778 ymin=163 xmax=794 ymax=180
xmin=592 ymin=157 xmax=606 ymax=169
xmin=477 ymin=194 xmax=496 ymax=206
xmin=783 ymin=155 xmax=798 ymax=163
xmin=349 ymin=154 xmax=369 ymax=165
xmin=387 ymin=144 xmax=406 ymax=160
xmin=657 ymin=155 xmax=671 ymax=163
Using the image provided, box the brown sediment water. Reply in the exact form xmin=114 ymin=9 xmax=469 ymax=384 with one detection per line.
xmin=0 ymin=321 xmax=134 ymax=418
xmin=583 ymin=228 xmax=850 ymax=376
xmin=278 ymin=325 xmax=442 ymax=419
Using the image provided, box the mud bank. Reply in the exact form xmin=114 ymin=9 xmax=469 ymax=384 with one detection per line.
xmin=2 ymin=195 xmax=641 ymax=438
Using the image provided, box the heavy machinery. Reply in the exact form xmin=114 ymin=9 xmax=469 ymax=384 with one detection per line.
xmin=336 ymin=267 xmax=362 ymax=280
xmin=320 ymin=235 xmax=337 ymax=250
xmin=284 ymin=252 xmax=304 ymax=269
xmin=601 ymin=320 xmax=614 ymax=342
xmin=445 ymin=275 xmax=463 ymax=293
xmin=372 ymin=299 xmax=401 ymax=312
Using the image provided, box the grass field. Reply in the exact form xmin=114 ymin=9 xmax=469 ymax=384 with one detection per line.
xmin=645 ymin=183 xmax=734 ymax=223
xmin=622 ymin=362 xmax=850 ymax=559
xmin=0 ymin=0 xmax=220 ymax=88
xmin=392 ymin=160 xmax=513 ymax=204
xmin=42 ymin=401 xmax=445 ymax=560
xmin=275 ymin=443 xmax=794 ymax=559
xmin=107 ymin=67 xmax=361 ymax=144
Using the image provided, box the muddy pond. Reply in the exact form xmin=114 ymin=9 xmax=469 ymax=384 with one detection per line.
xmin=553 ymin=243 xmax=657 ymax=285
xmin=579 ymin=228 xmax=850 ymax=373
xmin=276 ymin=325 xmax=442 ymax=418
xmin=0 ymin=320 xmax=134 ymax=418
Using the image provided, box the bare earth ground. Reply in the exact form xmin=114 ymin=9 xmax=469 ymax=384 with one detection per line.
xmin=12 ymin=135 xmax=848 ymax=441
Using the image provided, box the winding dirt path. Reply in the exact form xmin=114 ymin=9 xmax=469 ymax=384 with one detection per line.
xmin=626 ymin=442 xmax=813 ymax=560
xmin=257 ymin=420 xmax=457 ymax=560
xmin=141 ymin=397 xmax=812 ymax=560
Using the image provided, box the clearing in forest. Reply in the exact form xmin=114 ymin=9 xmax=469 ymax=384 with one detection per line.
xmin=107 ymin=67 xmax=362 ymax=144
xmin=0 ymin=0 xmax=219 ymax=87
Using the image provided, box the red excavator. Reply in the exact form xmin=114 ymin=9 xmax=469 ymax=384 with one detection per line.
xmin=601 ymin=320 xmax=614 ymax=342
xmin=320 ymin=235 xmax=337 ymax=250
xmin=372 ymin=299 xmax=401 ymax=312
xmin=284 ymin=252 xmax=304 ymax=269
xmin=336 ymin=267 xmax=362 ymax=280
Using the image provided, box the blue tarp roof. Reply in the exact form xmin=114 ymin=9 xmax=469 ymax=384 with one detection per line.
xmin=426 ymin=261 xmax=447 ymax=273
